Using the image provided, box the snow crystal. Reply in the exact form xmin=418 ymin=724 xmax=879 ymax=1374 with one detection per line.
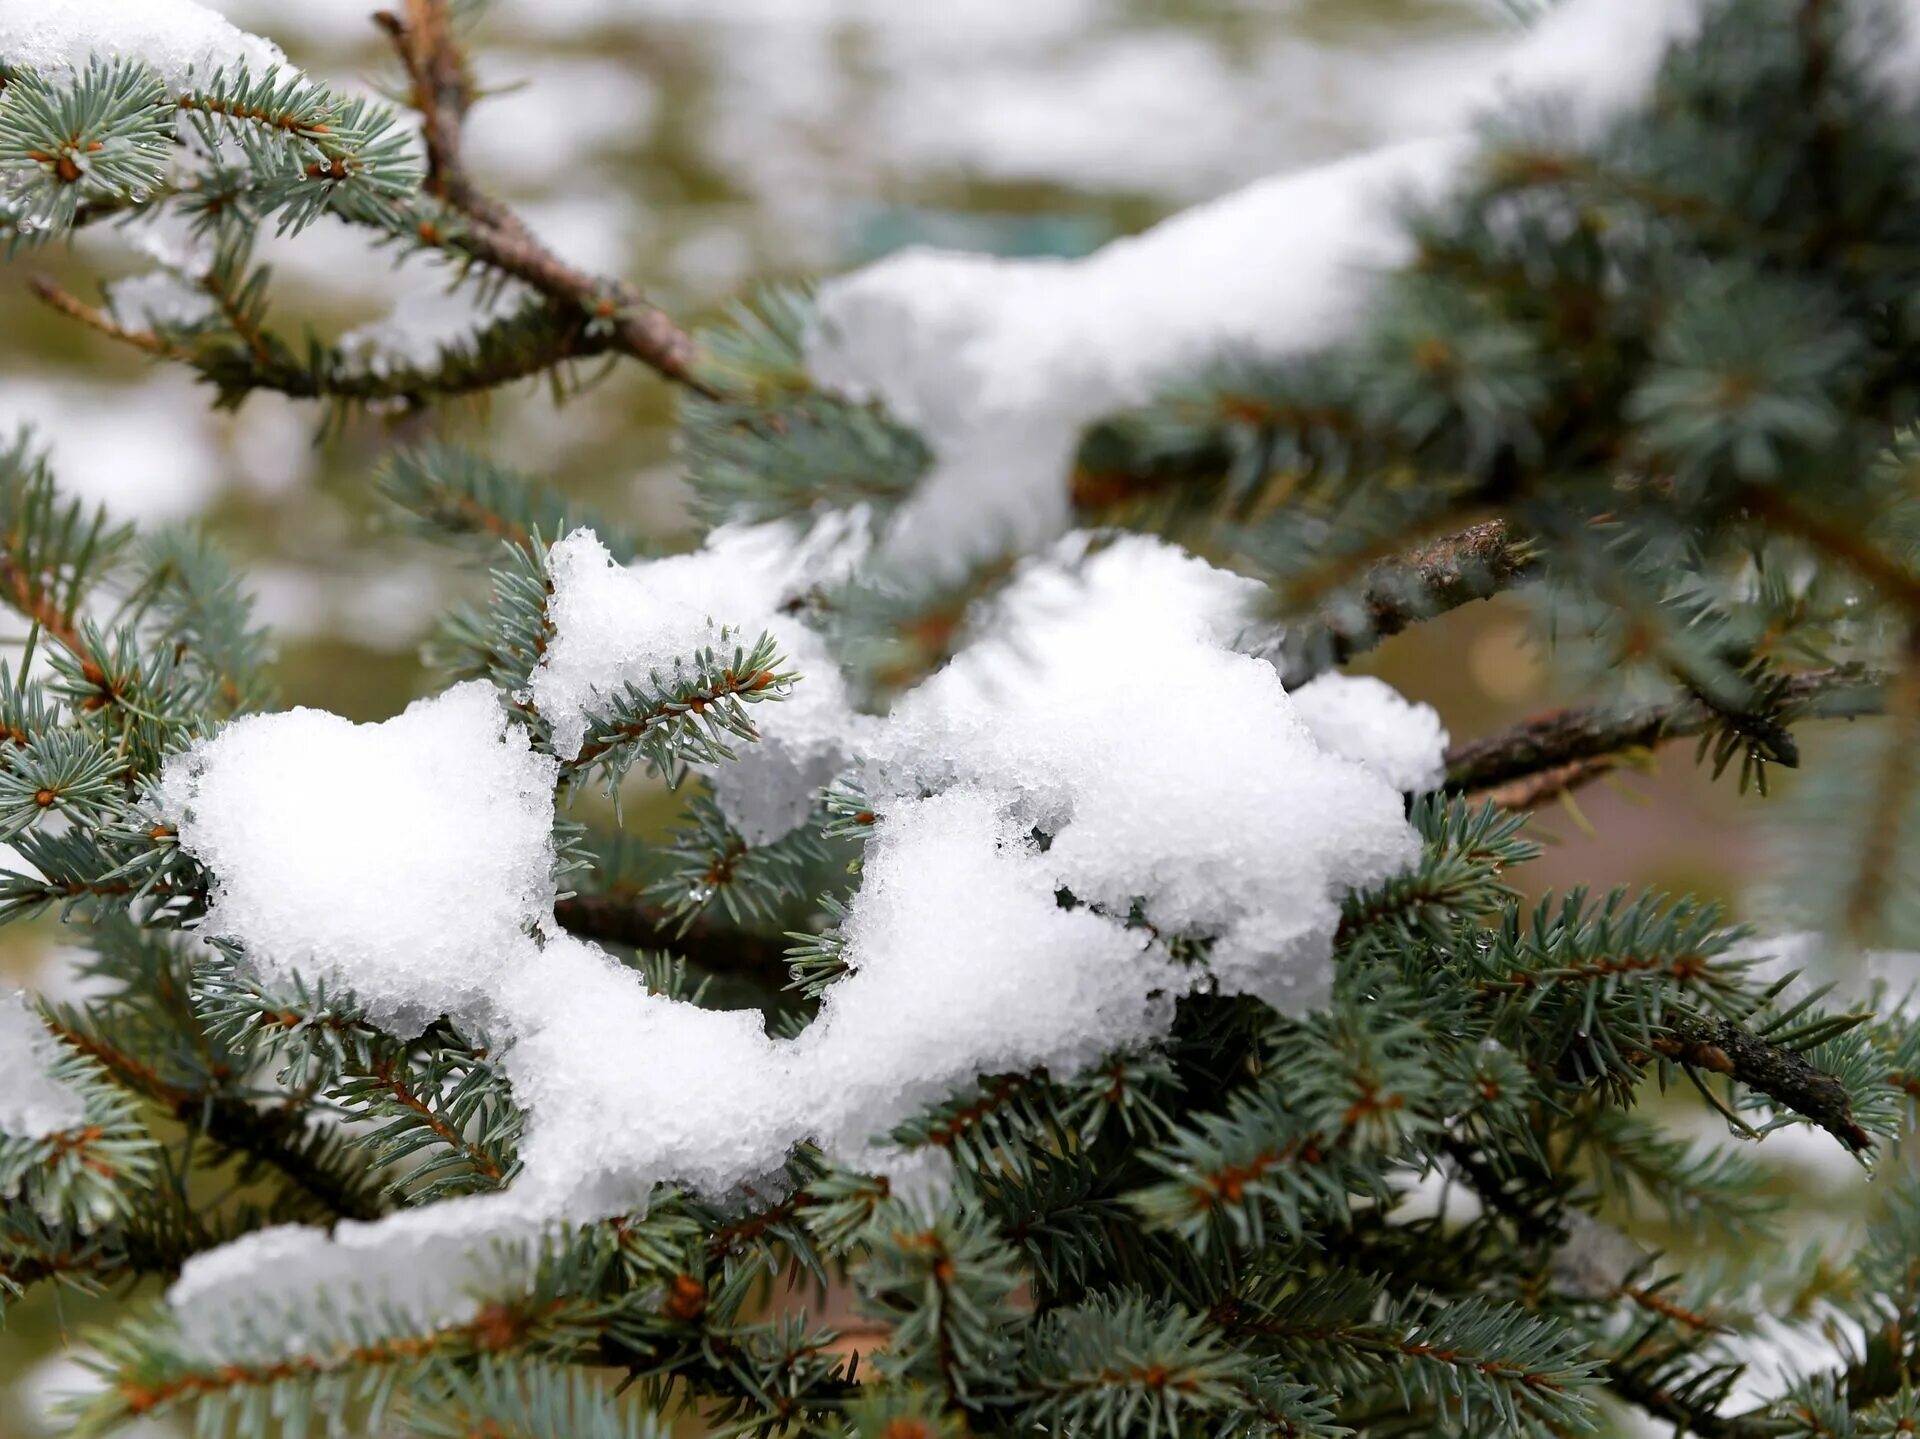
xmin=0 ymin=990 xmax=86 ymax=1139
xmin=157 ymin=682 xmax=558 ymax=1033
xmin=1290 ymin=673 xmax=1449 ymax=794
xmin=0 ymin=0 xmax=285 ymax=87
xmin=807 ymin=0 xmax=1711 ymax=575
xmin=530 ymin=517 xmax=870 ymax=842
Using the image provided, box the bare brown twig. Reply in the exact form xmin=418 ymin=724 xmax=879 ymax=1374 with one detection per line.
xmin=373 ymin=0 xmax=715 ymax=396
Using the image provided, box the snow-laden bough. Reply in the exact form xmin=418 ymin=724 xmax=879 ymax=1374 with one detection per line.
xmin=157 ymin=533 xmax=1445 ymax=1359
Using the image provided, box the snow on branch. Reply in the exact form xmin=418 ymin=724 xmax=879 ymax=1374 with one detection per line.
xmin=803 ymin=0 xmax=1708 ymax=577
xmin=0 ymin=0 xmax=285 ymax=89
xmin=152 ymin=527 xmax=1448 ymax=1357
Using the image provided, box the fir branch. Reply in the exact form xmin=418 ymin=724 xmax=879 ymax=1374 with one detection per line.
xmin=85 ymin=1297 xmax=586 ymax=1433
xmin=399 ymin=1359 xmax=663 ymax=1439
xmin=559 ymin=634 xmax=792 ymax=779
xmin=1444 ymin=665 xmax=1887 ymax=802
xmin=0 ymin=428 xmax=128 ymax=657
xmin=852 ymin=1201 xmax=1025 ymax=1405
xmin=1600 ymin=1351 xmax=1765 ymax=1439
xmin=1276 ymin=519 xmax=1538 ymax=687
xmin=379 ymin=444 xmax=632 ymax=557
xmin=682 ymin=289 xmax=932 ymax=526
xmin=330 ymin=1041 xmax=521 ymax=1202
xmin=1338 ymin=796 xmax=1539 ymax=949
xmin=39 ymin=1014 xmax=385 ymax=1222
xmin=28 ymin=273 xmax=638 ymax=407
xmin=0 ymin=1028 xmax=158 ymax=1231
xmin=1219 ymin=1282 xmax=1604 ymax=1433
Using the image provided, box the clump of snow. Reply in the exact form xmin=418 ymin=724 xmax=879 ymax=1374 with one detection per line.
xmin=157 ymin=682 xmax=558 ymax=1033
xmin=1491 ymin=0 xmax=1704 ymax=129
xmin=529 ymin=516 xmax=870 ymax=842
xmin=794 ymin=787 xmax=1177 ymax=1166
xmin=0 ymin=991 xmax=87 ymax=1139
xmin=0 ymin=0 xmax=286 ymax=87
xmin=1290 ymin=673 xmax=1449 ymax=794
xmin=506 ymin=791 xmax=1179 ymax=1208
xmin=808 ymin=137 xmax=1465 ymax=576
xmin=865 ymin=535 xmax=1422 ymax=1010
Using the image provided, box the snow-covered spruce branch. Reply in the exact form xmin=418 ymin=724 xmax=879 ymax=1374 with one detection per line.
xmin=10 ymin=0 xmax=1920 ymax=1434
xmin=1 ymin=0 xmax=708 ymax=403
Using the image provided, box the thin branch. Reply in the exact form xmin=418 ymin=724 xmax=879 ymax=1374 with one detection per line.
xmin=373 ymin=0 xmax=715 ymax=396
xmin=364 ymin=1053 xmax=504 ymax=1185
xmin=374 ymin=0 xmax=476 ymax=205
xmin=27 ymin=275 xmax=187 ymax=362
xmin=29 ymin=275 xmax=626 ymax=405
xmin=1277 ymin=520 xmax=1538 ymax=688
xmin=435 ymin=207 xmax=715 ymax=397
xmin=1651 ymin=1010 xmax=1873 ymax=1154
xmin=1444 ymin=666 xmax=1887 ymax=803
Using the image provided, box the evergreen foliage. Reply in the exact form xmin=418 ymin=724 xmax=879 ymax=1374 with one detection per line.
xmin=6 ymin=1 xmax=1920 ymax=1436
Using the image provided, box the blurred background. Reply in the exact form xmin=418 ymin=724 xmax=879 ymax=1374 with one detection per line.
xmin=0 ymin=2 xmax=1845 ymax=1433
